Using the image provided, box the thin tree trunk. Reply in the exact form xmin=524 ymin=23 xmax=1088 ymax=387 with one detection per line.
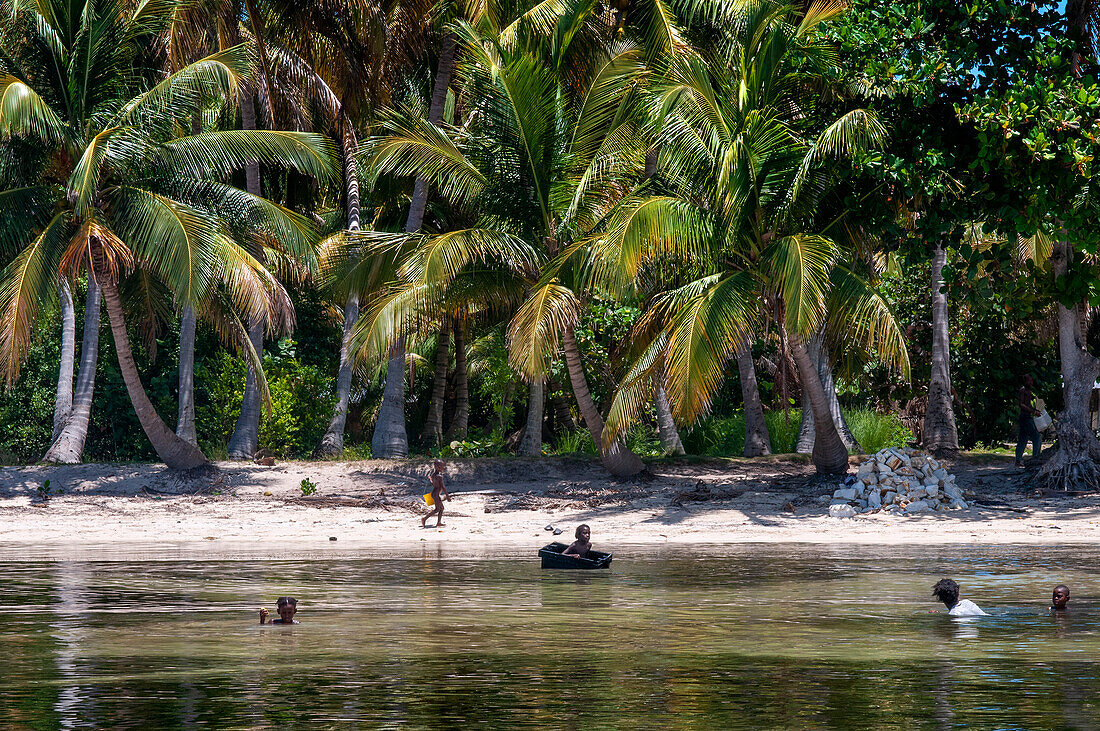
xmin=923 ymin=239 xmax=959 ymax=455
xmin=655 ymin=385 xmax=685 ymax=455
xmin=1039 ymin=240 xmax=1100 ymax=490
xmin=176 ymin=305 xmax=198 ymax=445
xmin=421 ymin=319 xmax=450 ymax=446
xmin=227 ymin=88 xmax=265 ymax=459
xmin=735 ymin=336 xmax=771 ymax=456
xmin=372 ymin=32 xmax=458 ymax=458
xmin=796 ymin=334 xmax=859 ymax=453
xmin=100 ymin=278 xmax=207 ymax=470
xmin=561 ymin=327 xmax=645 ymax=477
xmin=52 ymin=280 xmax=76 ymax=442
xmin=45 ymin=278 xmax=101 ymax=463
xmin=372 ymin=339 xmax=409 ymax=458
xmin=518 ymin=379 xmax=545 ymax=456
xmin=548 ymin=378 xmax=576 ymax=433
xmin=318 ymin=125 xmax=363 ymax=457
xmin=445 ymin=319 xmax=468 ymax=441
xmin=789 ymin=330 xmax=849 ymax=474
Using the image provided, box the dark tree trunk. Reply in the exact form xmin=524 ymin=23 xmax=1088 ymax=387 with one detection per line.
xmin=518 ymin=379 xmax=545 ymax=456
xmin=1039 ymin=240 xmax=1100 ymax=489
xmin=923 ymin=238 xmax=959 ymax=455
xmin=422 ymin=320 xmax=450 ymax=446
xmin=318 ymin=125 xmax=363 ymax=457
xmin=561 ymin=326 xmax=645 ymax=477
xmin=373 ymin=31 xmax=458 ymax=458
xmin=789 ymin=330 xmax=849 ymax=474
xmin=45 ymin=278 xmax=101 ymax=463
xmin=445 ymin=319 xmax=469 ymax=441
xmin=52 ymin=280 xmax=76 ymax=441
xmin=227 ymin=88 xmax=265 ymax=459
xmin=735 ymin=335 xmax=771 ymax=456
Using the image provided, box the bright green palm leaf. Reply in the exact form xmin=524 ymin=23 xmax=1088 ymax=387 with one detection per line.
xmin=0 ymin=74 xmax=67 ymax=145
xmin=762 ymin=233 xmax=835 ymax=337
xmin=158 ymin=130 xmax=338 ymax=185
xmin=507 ymin=282 xmax=580 ymax=380
xmin=825 ymin=265 xmax=910 ymax=380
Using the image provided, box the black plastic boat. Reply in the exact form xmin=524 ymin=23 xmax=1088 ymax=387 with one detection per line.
xmin=538 ymin=542 xmax=612 ymax=569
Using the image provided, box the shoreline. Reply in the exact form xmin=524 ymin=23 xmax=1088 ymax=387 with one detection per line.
xmin=0 ymin=456 xmax=1095 ymax=549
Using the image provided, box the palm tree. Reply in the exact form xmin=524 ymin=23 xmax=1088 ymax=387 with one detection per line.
xmin=594 ymin=0 xmax=908 ymax=474
xmin=0 ymin=0 xmax=335 ymax=469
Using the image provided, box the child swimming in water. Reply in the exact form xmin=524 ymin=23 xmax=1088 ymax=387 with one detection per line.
xmin=1051 ymin=584 xmax=1070 ymax=612
xmin=932 ymin=578 xmax=987 ymax=616
xmin=259 ymin=596 xmax=299 ymax=624
xmin=563 ymin=524 xmax=592 ymax=559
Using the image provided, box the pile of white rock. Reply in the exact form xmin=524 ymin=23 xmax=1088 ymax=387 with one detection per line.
xmin=827 ymin=447 xmax=969 ymax=518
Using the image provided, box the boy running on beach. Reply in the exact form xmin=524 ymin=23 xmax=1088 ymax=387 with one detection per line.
xmin=421 ymin=459 xmax=450 ymax=528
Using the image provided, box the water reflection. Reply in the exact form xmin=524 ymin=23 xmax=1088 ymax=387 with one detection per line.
xmin=1 ymin=545 xmax=1099 ymax=726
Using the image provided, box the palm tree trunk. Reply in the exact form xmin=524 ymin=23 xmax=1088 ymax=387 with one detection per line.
xmin=176 ymin=305 xmax=198 ymax=445
xmin=735 ymin=336 xmax=771 ymax=456
xmin=372 ymin=339 xmax=410 ymax=458
xmin=52 ymin=280 xmax=76 ymax=442
xmin=923 ymin=238 xmax=959 ymax=455
xmin=227 ymin=88 xmax=265 ymax=459
xmin=318 ymin=125 xmax=363 ymax=457
xmin=45 ymin=278 xmax=101 ymax=463
xmin=373 ymin=32 xmax=458 ymax=458
xmin=796 ymin=334 xmax=859 ymax=453
xmin=100 ymin=278 xmax=207 ymax=470
xmin=518 ymin=379 xmax=545 ymax=456
xmin=789 ymin=330 xmax=849 ymax=474
xmin=421 ymin=319 xmax=450 ymax=446
xmin=445 ymin=319 xmax=468 ymax=441
xmin=655 ymin=385 xmax=685 ymax=455
xmin=1039 ymin=240 xmax=1100 ymax=490
xmin=561 ymin=326 xmax=644 ymax=477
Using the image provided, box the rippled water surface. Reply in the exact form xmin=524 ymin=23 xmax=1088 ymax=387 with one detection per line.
xmin=4 ymin=543 xmax=1100 ymax=728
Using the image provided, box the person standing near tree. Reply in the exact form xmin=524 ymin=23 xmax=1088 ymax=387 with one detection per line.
xmin=1016 ymin=374 xmax=1043 ymax=468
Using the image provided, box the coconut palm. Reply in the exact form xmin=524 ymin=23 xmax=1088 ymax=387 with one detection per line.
xmin=0 ymin=0 xmax=336 ymax=469
xmin=592 ymin=0 xmax=908 ymax=474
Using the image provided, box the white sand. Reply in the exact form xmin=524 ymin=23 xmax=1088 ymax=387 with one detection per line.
xmin=0 ymin=456 xmax=1095 ymax=550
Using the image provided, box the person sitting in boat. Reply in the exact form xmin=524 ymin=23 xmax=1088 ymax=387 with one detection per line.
xmin=260 ymin=596 xmax=299 ymax=624
xmin=563 ymin=524 xmax=592 ymax=559
xmin=931 ymin=578 xmax=987 ymax=616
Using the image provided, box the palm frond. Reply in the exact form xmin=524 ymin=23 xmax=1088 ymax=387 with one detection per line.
xmin=507 ymin=282 xmax=580 ymax=379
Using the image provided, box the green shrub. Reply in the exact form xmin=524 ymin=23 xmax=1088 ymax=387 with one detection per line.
xmin=259 ymin=360 xmax=336 ymax=459
xmin=300 ymin=478 xmax=317 ymax=495
xmin=846 ymin=408 xmax=913 ymax=453
xmin=765 ymin=410 xmax=802 ymax=454
xmin=683 ymin=410 xmax=803 ymax=456
xmin=551 ymin=429 xmax=596 ymax=455
xmin=441 ymin=439 xmax=504 ymax=458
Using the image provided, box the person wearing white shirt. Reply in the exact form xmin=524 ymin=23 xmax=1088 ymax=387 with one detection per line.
xmin=932 ymin=578 xmax=988 ymax=616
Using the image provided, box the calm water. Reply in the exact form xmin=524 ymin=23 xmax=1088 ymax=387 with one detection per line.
xmin=3 ymin=543 xmax=1100 ymax=729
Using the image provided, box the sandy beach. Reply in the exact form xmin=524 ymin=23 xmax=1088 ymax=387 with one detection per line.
xmin=1 ymin=455 xmax=1097 ymax=550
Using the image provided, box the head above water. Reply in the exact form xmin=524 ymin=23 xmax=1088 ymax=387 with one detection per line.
xmin=276 ymin=596 xmax=297 ymax=622
xmin=932 ymin=579 xmax=960 ymax=609
xmin=575 ymin=524 xmax=590 ymax=541
xmin=1053 ymin=584 xmax=1070 ymax=610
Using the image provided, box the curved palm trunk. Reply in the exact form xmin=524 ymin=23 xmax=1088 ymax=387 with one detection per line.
xmin=735 ymin=336 xmax=771 ymax=456
xmin=518 ymin=379 xmax=545 ymax=456
xmin=562 ymin=327 xmax=645 ymax=477
xmin=372 ymin=339 xmax=409 ymax=458
xmin=373 ymin=33 xmax=458 ymax=458
xmin=52 ymin=280 xmax=77 ymax=441
xmin=445 ymin=319 xmax=468 ymax=441
xmin=421 ymin=320 xmax=450 ymax=446
xmin=227 ymin=89 xmax=265 ymax=459
xmin=176 ymin=305 xmax=198 ymax=445
xmin=923 ymin=239 xmax=959 ymax=455
xmin=789 ymin=331 xmax=849 ymax=474
xmin=796 ymin=334 xmax=859 ymax=453
xmin=318 ymin=125 xmax=362 ymax=457
xmin=101 ymin=279 xmax=207 ymax=470
xmin=655 ymin=385 xmax=685 ymax=455
xmin=1039 ymin=240 xmax=1100 ymax=489
xmin=45 ymin=279 xmax=101 ymax=463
